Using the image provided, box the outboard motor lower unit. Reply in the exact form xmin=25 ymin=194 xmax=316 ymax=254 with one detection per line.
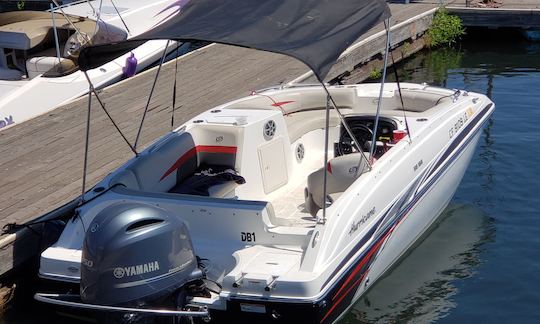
xmin=80 ymin=203 xmax=200 ymax=307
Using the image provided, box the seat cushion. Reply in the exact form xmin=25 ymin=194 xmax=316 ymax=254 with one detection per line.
xmin=305 ymin=153 xmax=368 ymax=216
xmin=284 ymin=108 xmax=352 ymax=143
xmin=26 ymin=56 xmax=68 ymax=79
xmin=169 ymin=164 xmax=245 ymax=197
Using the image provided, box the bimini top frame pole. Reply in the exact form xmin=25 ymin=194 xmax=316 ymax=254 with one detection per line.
xmin=134 ymin=40 xmax=172 ymax=150
xmin=369 ymin=18 xmax=392 ymax=163
xmin=320 ymin=18 xmax=392 ymax=223
xmin=49 ymin=3 xmax=62 ymax=65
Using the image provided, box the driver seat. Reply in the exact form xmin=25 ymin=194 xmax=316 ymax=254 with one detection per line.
xmin=304 ymin=153 xmax=369 ymax=217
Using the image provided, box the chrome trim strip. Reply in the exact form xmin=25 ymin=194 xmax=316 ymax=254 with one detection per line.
xmin=34 ymin=293 xmax=209 ymax=317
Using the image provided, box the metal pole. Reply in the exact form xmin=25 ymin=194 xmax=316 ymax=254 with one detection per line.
xmin=93 ymin=0 xmax=104 ymax=36
xmin=50 ymin=4 xmax=62 ymax=65
xmin=35 ymin=293 xmax=209 ymax=318
xmin=320 ymin=94 xmax=331 ymax=224
xmin=83 ymin=72 xmax=138 ymax=156
xmin=110 ymin=0 xmax=132 ymax=35
xmin=80 ymin=86 xmax=92 ymax=204
xmin=134 ymin=40 xmax=171 ymax=150
xmin=171 ymin=46 xmax=180 ymax=131
xmin=321 ymin=85 xmax=371 ymax=171
xmin=369 ymin=19 xmax=392 ymax=163
xmin=50 ymin=0 xmax=91 ymax=43
xmin=86 ymin=0 xmax=96 ymax=15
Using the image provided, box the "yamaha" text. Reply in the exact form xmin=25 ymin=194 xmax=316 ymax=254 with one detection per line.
xmin=113 ymin=261 xmax=160 ymax=279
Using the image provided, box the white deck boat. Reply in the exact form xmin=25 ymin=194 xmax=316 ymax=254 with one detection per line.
xmin=35 ymin=0 xmax=495 ymax=322
xmin=0 ymin=0 xmax=181 ymax=131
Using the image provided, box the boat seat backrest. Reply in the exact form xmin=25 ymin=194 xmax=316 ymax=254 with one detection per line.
xmin=224 ymin=89 xmax=355 ymax=115
xmin=109 ymin=131 xmax=240 ymax=193
xmin=305 ymin=153 xmax=368 ymax=217
xmin=396 ymin=90 xmax=451 ymax=112
xmin=110 ymin=133 xmax=197 ymax=192
xmin=284 ymin=108 xmax=352 ymax=143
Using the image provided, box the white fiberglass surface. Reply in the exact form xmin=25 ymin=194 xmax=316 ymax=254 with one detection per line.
xmin=0 ymin=81 xmax=24 ymax=101
xmin=61 ymin=0 xmax=180 ymax=35
xmin=262 ymin=128 xmax=339 ymax=226
xmin=265 ymin=151 xmax=322 ymax=226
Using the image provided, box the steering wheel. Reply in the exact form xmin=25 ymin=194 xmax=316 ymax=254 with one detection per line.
xmin=63 ymin=32 xmax=90 ymax=59
xmin=337 ymin=124 xmax=374 ymax=156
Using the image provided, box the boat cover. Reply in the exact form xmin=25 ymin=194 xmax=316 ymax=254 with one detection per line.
xmin=78 ymin=0 xmax=390 ymax=81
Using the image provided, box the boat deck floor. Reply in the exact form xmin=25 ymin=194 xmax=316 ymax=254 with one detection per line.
xmin=266 ymin=151 xmax=325 ymax=227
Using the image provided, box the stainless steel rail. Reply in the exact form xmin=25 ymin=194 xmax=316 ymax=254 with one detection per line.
xmin=34 ymin=293 xmax=210 ymax=320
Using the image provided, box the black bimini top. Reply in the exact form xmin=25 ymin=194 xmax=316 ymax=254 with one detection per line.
xmin=79 ymin=0 xmax=390 ymax=81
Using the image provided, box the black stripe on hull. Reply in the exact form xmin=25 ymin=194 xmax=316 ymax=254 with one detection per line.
xmin=316 ymin=103 xmax=494 ymax=322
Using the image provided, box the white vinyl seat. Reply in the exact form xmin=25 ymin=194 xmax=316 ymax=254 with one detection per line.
xmin=305 ymin=153 xmax=368 ymax=217
xmin=284 ymin=108 xmax=352 ymax=143
xmin=109 ymin=132 xmax=243 ymax=198
xmin=26 ymin=56 xmax=67 ymax=79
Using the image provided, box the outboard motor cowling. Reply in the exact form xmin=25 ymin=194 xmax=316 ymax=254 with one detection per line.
xmin=81 ymin=203 xmax=200 ymax=307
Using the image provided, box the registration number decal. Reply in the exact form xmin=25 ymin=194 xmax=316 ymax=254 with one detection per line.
xmin=240 ymin=303 xmax=266 ymax=313
xmin=241 ymin=232 xmax=256 ymax=242
xmin=448 ymin=112 xmax=469 ymax=139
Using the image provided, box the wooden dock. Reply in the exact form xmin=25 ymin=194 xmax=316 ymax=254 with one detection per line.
xmin=0 ymin=1 xmax=441 ymax=277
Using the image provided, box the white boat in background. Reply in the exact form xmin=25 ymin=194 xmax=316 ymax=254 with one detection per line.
xmin=0 ymin=0 xmax=181 ymax=131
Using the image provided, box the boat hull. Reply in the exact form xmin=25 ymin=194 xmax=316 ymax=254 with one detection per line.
xmin=203 ymin=110 xmax=490 ymax=324
xmin=35 ymin=83 xmax=494 ymax=323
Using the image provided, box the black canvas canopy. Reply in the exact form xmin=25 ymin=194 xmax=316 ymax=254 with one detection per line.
xmin=79 ymin=0 xmax=390 ymax=81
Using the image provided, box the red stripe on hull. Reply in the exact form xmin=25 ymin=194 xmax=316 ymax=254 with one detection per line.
xmin=321 ymin=224 xmax=397 ymax=323
xmin=271 ymin=100 xmax=295 ymax=107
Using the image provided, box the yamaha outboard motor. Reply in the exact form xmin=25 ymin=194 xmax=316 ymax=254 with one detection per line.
xmin=80 ymin=203 xmax=201 ymax=310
